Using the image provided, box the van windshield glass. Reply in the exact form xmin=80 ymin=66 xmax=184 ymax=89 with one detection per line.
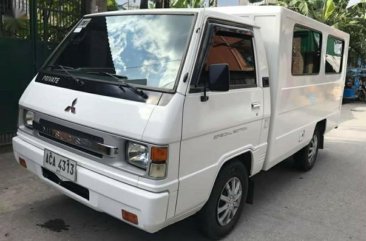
xmin=45 ymin=14 xmax=195 ymax=90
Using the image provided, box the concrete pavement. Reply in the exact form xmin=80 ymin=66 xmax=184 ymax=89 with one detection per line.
xmin=0 ymin=103 xmax=366 ymax=241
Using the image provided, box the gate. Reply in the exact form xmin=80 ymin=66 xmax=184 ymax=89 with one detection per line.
xmin=0 ymin=0 xmax=85 ymax=145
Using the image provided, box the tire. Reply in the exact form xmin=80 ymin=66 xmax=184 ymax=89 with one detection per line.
xmin=294 ymin=128 xmax=320 ymax=171
xmin=198 ymin=162 xmax=248 ymax=240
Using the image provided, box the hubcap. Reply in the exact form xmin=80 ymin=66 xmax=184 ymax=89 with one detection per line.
xmin=217 ymin=177 xmax=242 ymax=226
xmin=308 ymin=134 xmax=318 ymax=164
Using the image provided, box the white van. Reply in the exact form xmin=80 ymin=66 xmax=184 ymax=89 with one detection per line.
xmin=13 ymin=6 xmax=349 ymax=239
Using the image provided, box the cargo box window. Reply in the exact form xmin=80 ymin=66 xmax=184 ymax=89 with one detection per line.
xmin=197 ymin=29 xmax=256 ymax=89
xmin=292 ymin=25 xmax=322 ymax=75
xmin=325 ymin=36 xmax=344 ymax=74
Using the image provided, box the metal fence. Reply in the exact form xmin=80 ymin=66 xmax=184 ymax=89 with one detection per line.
xmin=0 ymin=0 xmax=85 ymax=146
xmin=37 ymin=0 xmax=84 ymax=43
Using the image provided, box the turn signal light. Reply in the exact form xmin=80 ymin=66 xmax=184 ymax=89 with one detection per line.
xmin=19 ymin=158 xmax=27 ymax=168
xmin=149 ymin=146 xmax=168 ymax=178
xmin=150 ymin=146 xmax=168 ymax=163
xmin=122 ymin=210 xmax=138 ymax=225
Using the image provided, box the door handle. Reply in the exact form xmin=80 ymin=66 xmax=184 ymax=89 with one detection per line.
xmin=251 ymin=103 xmax=261 ymax=109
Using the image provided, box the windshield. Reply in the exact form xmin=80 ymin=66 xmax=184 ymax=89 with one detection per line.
xmin=45 ymin=14 xmax=195 ymax=90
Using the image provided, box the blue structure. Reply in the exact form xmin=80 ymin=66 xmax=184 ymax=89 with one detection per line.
xmin=344 ymin=68 xmax=361 ymax=100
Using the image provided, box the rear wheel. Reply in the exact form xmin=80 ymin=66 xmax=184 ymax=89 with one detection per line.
xmin=294 ymin=129 xmax=320 ymax=171
xmin=198 ymin=162 xmax=248 ymax=239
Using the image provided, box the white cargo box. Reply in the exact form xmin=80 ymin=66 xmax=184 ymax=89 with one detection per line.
xmin=213 ymin=6 xmax=349 ymax=169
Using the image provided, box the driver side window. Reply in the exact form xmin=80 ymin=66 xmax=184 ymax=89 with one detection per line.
xmin=196 ymin=29 xmax=257 ymax=90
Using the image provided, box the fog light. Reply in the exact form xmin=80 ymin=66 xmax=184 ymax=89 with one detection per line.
xmin=122 ymin=210 xmax=138 ymax=225
xmin=19 ymin=158 xmax=27 ymax=168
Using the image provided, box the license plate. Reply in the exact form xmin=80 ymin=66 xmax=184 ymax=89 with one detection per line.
xmin=43 ymin=149 xmax=77 ymax=181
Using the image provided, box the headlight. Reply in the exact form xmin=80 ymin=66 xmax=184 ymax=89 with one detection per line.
xmin=24 ymin=110 xmax=35 ymax=128
xmin=127 ymin=142 xmax=149 ymax=169
xmin=126 ymin=141 xmax=168 ymax=178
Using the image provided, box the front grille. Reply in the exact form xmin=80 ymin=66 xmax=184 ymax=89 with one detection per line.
xmin=42 ymin=168 xmax=90 ymax=200
xmin=34 ymin=119 xmax=104 ymax=158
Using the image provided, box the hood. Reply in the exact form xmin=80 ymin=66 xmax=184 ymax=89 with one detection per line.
xmin=20 ymin=78 xmax=157 ymax=140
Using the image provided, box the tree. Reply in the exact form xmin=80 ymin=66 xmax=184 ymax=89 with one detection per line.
xmin=107 ymin=0 xmax=119 ymax=10
xmin=139 ymin=0 xmax=204 ymax=9
xmin=0 ymin=0 xmax=28 ymax=38
xmin=209 ymin=0 xmax=217 ymax=6
xmin=2 ymin=16 xmax=28 ymax=38
xmin=170 ymin=0 xmax=204 ymax=8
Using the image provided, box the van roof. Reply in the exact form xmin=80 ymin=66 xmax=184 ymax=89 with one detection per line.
xmin=85 ymin=6 xmax=347 ymax=37
xmin=85 ymin=7 xmax=258 ymax=28
xmin=85 ymin=8 xmax=202 ymax=18
xmin=211 ymin=6 xmax=348 ymax=36
xmin=85 ymin=6 xmax=290 ymax=18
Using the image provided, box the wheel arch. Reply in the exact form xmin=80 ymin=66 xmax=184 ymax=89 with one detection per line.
xmin=316 ymin=119 xmax=326 ymax=149
xmin=208 ymin=150 xmax=253 ymax=205
xmin=219 ymin=151 xmax=252 ymax=177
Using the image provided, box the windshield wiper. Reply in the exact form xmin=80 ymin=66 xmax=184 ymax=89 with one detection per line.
xmin=86 ymin=71 xmax=148 ymax=99
xmin=48 ymin=64 xmax=74 ymax=70
xmin=48 ymin=65 xmax=84 ymax=86
xmin=86 ymin=71 xmax=128 ymax=80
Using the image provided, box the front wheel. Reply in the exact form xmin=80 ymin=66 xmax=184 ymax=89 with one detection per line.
xmin=198 ymin=162 xmax=248 ymax=240
xmin=294 ymin=129 xmax=320 ymax=171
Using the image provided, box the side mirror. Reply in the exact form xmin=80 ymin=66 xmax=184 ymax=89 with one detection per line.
xmin=208 ymin=64 xmax=230 ymax=91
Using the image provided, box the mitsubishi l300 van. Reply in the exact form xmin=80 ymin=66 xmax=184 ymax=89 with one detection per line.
xmin=13 ymin=6 xmax=349 ymax=239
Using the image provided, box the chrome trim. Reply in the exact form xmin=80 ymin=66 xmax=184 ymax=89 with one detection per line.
xmin=33 ymin=120 xmax=109 ymax=157
xmin=96 ymin=143 xmax=119 ymax=157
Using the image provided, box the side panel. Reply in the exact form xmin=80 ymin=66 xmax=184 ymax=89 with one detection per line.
xmin=262 ymin=13 xmax=349 ymax=170
xmin=176 ymin=88 xmax=264 ymax=216
xmin=229 ymin=7 xmax=348 ymax=170
xmin=176 ymin=15 xmax=268 ymax=215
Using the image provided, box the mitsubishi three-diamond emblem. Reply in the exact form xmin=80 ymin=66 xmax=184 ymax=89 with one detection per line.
xmin=65 ymin=98 xmax=77 ymax=114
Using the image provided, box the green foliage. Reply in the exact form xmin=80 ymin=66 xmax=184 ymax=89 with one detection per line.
xmin=276 ymin=0 xmax=366 ymax=66
xmin=323 ymin=0 xmax=335 ymax=21
xmin=2 ymin=16 xmax=29 ymax=38
xmin=171 ymin=0 xmax=204 ymax=8
xmin=107 ymin=0 xmax=118 ymax=11
xmin=209 ymin=0 xmax=217 ymax=6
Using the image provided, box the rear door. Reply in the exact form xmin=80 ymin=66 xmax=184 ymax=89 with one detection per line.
xmin=176 ymin=19 xmax=265 ymax=215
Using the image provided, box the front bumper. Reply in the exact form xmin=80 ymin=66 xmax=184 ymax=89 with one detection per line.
xmin=12 ymin=135 xmax=169 ymax=233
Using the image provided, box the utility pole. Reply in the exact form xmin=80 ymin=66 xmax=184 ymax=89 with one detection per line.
xmin=97 ymin=0 xmax=107 ymax=12
xmin=85 ymin=0 xmax=107 ymax=13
